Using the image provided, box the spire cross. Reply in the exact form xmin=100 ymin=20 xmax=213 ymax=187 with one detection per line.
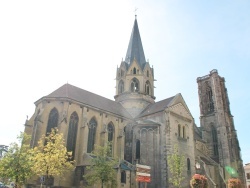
xmin=134 ymin=8 xmax=138 ymax=18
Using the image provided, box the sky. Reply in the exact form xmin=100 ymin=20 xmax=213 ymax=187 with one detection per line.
xmin=0 ymin=0 xmax=249 ymax=164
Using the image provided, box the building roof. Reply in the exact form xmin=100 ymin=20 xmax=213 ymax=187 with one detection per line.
xmin=37 ymin=83 xmax=133 ymax=119
xmin=138 ymin=96 xmax=175 ymax=117
xmin=125 ymin=16 xmax=146 ymax=69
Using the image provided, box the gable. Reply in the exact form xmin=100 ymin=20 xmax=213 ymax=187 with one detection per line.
xmin=168 ymin=103 xmax=192 ymax=121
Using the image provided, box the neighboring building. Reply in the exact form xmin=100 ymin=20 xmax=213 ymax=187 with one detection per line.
xmin=24 ymin=16 xmax=245 ymax=188
xmin=245 ymin=163 xmax=250 ymax=188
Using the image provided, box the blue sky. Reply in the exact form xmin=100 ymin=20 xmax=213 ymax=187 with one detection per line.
xmin=0 ymin=0 xmax=249 ymax=164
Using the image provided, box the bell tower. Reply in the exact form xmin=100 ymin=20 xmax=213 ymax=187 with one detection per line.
xmin=197 ymin=69 xmax=245 ymax=183
xmin=114 ymin=16 xmax=155 ymax=118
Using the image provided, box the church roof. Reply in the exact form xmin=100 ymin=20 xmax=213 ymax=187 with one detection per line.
xmin=138 ymin=96 xmax=175 ymax=117
xmin=125 ymin=16 xmax=146 ymax=69
xmin=39 ymin=83 xmax=133 ymax=119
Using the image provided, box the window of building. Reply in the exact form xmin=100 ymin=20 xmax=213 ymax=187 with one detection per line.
xmin=145 ymin=81 xmax=151 ymax=95
xmin=187 ymin=158 xmax=191 ymax=171
xmin=121 ymin=170 xmax=126 ymax=183
xmin=46 ymin=108 xmax=59 ymax=135
xmin=136 ymin=139 xmax=140 ymax=159
xmin=247 ymin=173 xmax=250 ymax=179
xmin=107 ymin=123 xmax=114 ymax=156
xmin=118 ymin=80 xmax=124 ymax=94
xmin=182 ymin=126 xmax=186 ymax=138
xmin=121 ymin=70 xmax=124 ymax=77
xmin=178 ymin=124 xmax=181 ymax=137
xmin=131 ymin=78 xmax=139 ymax=92
xmin=133 ymin=67 xmax=136 ymax=74
xmin=206 ymin=84 xmax=214 ymax=113
xmin=211 ymin=125 xmax=219 ymax=156
xmin=67 ymin=112 xmax=79 ymax=160
xmin=147 ymin=70 xmax=149 ymax=77
xmin=87 ymin=118 xmax=97 ymax=153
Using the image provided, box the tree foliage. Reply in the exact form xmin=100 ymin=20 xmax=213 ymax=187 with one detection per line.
xmin=167 ymin=145 xmax=185 ymax=188
xmin=0 ymin=132 xmax=33 ymax=188
xmin=84 ymin=143 xmax=118 ymax=188
xmin=31 ymin=128 xmax=74 ymax=181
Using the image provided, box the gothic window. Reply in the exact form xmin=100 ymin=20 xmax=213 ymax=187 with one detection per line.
xmin=121 ymin=170 xmax=126 ymax=183
xmin=133 ymin=67 xmax=136 ymax=74
xmin=211 ymin=125 xmax=219 ymax=156
xmin=136 ymin=139 xmax=140 ymax=159
xmin=46 ymin=108 xmax=59 ymax=135
xmin=131 ymin=78 xmax=139 ymax=92
xmin=107 ymin=123 xmax=114 ymax=156
xmin=87 ymin=118 xmax=97 ymax=153
xmin=178 ymin=124 xmax=181 ymax=137
xmin=147 ymin=70 xmax=149 ymax=77
xmin=206 ymin=84 xmax=214 ymax=113
xmin=145 ymin=81 xmax=151 ymax=95
xmin=67 ymin=112 xmax=79 ymax=160
xmin=187 ymin=158 xmax=191 ymax=171
xmin=118 ymin=80 xmax=124 ymax=94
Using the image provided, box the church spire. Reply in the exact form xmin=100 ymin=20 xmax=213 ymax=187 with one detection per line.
xmin=125 ymin=16 xmax=146 ymax=68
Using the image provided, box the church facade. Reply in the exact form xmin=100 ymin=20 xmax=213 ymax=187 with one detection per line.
xmin=24 ymin=17 xmax=245 ymax=188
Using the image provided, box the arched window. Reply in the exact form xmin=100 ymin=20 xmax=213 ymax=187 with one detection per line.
xmin=178 ymin=124 xmax=181 ymax=137
xmin=206 ymin=84 xmax=214 ymax=113
xmin=87 ymin=118 xmax=97 ymax=153
xmin=187 ymin=158 xmax=191 ymax=171
xmin=147 ymin=70 xmax=149 ymax=77
xmin=145 ymin=81 xmax=151 ymax=95
xmin=46 ymin=108 xmax=59 ymax=135
xmin=118 ymin=80 xmax=124 ymax=94
xmin=182 ymin=126 xmax=186 ymax=138
xmin=211 ymin=125 xmax=219 ymax=156
xmin=67 ymin=112 xmax=79 ymax=160
xmin=131 ymin=78 xmax=139 ymax=92
xmin=133 ymin=67 xmax=136 ymax=74
xmin=136 ymin=139 xmax=140 ymax=159
xmin=107 ymin=123 xmax=114 ymax=156
xmin=121 ymin=170 xmax=126 ymax=183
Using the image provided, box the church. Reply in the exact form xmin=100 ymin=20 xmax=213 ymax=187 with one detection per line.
xmin=24 ymin=16 xmax=245 ymax=188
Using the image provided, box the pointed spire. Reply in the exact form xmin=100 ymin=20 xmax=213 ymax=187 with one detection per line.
xmin=125 ymin=16 xmax=146 ymax=68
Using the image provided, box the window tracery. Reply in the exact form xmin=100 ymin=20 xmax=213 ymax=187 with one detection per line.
xmin=87 ymin=118 xmax=97 ymax=153
xmin=46 ymin=108 xmax=59 ymax=135
xmin=67 ymin=112 xmax=79 ymax=160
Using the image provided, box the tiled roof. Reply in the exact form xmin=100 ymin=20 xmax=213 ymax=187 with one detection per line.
xmin=39 ymin=83 xmax=133 ymax=119
xmin=125 ymin=17 xmax=146 ymax=69
xmin=138 ymin=96 xmax=175 ymax=117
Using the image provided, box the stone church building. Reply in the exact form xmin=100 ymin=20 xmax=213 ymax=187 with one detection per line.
xmin=24 ymin=17 xmax=245 ymax=188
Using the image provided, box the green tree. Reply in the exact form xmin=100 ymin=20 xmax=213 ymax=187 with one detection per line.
xmin=0 ymin=133 xmax=33 ymax=188
xmin=167 ymin=145 xmax=185 ymax=188
xmin=31 ymin=128 xmax=74 ymax=187
xmin=84 ymin=143 xmax=118 ymax=188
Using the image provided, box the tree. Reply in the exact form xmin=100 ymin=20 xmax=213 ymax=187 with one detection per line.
xmin=0 ymin=133 xmax=33 ymax=188
xmin=167 ymin=145 xmax=185 ymax=188
xmin=84 ymin=143 xmax=118 ymax=188
xmin=31 ymin=128 xmax=74 ymax=187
